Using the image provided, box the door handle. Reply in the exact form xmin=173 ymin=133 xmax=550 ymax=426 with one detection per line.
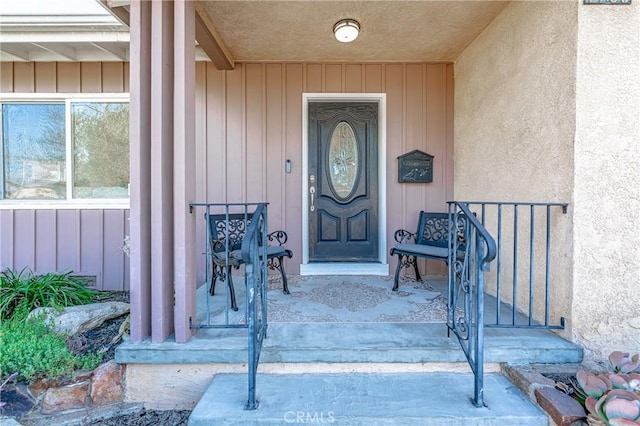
xmin=309 ymin=186 xmax=316 ymax=211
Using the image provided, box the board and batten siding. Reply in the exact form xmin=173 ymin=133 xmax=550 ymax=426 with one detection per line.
xmin=195 ymin=62 xmax=454 ymax=276
xmin=0 ymin=61 xmax=452 ymax=288
xmin=0 ymin=62 xmax=130 ymax=291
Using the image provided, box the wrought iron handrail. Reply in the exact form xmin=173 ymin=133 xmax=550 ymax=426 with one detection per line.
xmin=457 ymin=201 xmax=569 ymax=329
xmin=240 ymin=203 xmax=268 ymax=410
xmin=188 ymin=202 xmax=268 ymax=410
xmin=447 ymin=201 xmax=496 ymax=407
xmin=190 ymin=202 xmax=263 ymax=327
xmin=456 ymin=202 xmax=497 ymax=266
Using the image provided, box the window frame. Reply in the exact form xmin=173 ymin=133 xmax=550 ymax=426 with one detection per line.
xmin=0 ymin=93 xmax=130 ymax=210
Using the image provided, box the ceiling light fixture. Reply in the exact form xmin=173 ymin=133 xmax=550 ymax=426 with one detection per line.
xmin=333 ymin=19 xmax=360 ymax=43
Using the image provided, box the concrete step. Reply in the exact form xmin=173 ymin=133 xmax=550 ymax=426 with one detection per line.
xmin=117 ymin=322 xmax=583 ymax=365
xmin=188 ymin=372 xmax=547 ymax=426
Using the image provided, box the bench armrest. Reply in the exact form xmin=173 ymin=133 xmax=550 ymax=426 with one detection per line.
xmin=211 ymin=231 xmax=289 ymax=254
xmin=210 ymin=238 xmax=224 ymax=253
xmin=394 ymin=229 xmax=416 ymax=244
xmin=267 ymin=230 xmax=288 ymax=246
xmin=209 ymin=238 xmax=232 ymax=256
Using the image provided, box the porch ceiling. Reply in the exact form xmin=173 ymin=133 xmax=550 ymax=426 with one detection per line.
xmin=0 ymin=1 xmax=510 ymax=65
xmin=197 ymin=0 xmax=510 ymax=64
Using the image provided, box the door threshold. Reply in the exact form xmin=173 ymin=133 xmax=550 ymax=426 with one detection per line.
xmin=300 ymin=263 xmax=389 ymax=276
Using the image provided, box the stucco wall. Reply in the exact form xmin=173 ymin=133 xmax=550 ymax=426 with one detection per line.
xmin=573 ymin=1 xmax=640 ymax=361
xmin=454 ymin=2 xmax=577 ymax=333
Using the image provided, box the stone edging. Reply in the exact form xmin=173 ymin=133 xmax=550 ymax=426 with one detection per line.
xmin=503 ymin=364 xmax=588 ymax=426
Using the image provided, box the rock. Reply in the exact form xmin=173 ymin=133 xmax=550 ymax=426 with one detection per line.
xmin=0 ymin=417 xmax=23 ymax=426
xmin=0 ymin=383 xmax=36 ymax=418
xmin=503 ymin=364 xmax=556 ymax=399
xmin=41 ymin=380 xmax=90 ymax=414
xmin=30 ymin=302 xmax=130 ymax=335
xmin=535 ymin=386 xmax=587 ymax=426
xmin=74 ymin=369 xmax=95 ymax=382
xmin=28 ymin=379 xmax=55 ymax=399
xmin=90 ymin=361 xmax=124 ymax=406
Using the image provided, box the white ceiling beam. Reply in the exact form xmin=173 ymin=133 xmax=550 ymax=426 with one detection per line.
xmin=105 ymin=0 xmax=130 ymax=8
xmin=90 ymin=42 xmax=128 ymax=61
xmin=0 ymin=46 xmax=30 ymax=61
xmin=0 ymin=15 xmax=122 ymax=27
xmin=98 ymin=0 xmax=130 ymax=27
xmin=32 ymin=43 xmax=77 ymax=61
xmin=194 ymin=3 xmax=234 ymax=70
xmin=0 ymin=32 xmax=130 ymax=43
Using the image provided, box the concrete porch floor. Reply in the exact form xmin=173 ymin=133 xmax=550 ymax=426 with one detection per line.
xmin=117 ymin=275 xmax=582 ymax=366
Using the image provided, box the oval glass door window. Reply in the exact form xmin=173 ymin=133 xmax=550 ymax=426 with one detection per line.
xmin=328 ymin=121 xmax=358 ymax=199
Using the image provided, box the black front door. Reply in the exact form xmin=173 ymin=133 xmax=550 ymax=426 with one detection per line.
xmin=308 ymin=102 xmax=378 ymax=262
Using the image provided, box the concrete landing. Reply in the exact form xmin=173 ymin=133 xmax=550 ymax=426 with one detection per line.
xmin=188 ymin=373 xmax=547 ymax=426
xmin=117 ymin=322 xmax=583 ymax=365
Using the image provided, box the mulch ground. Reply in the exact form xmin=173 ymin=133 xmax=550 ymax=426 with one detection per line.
xmin=85 ymin=409 xmax=191 ymax=426
xmin=542 ymin=372 xmax=582 ymax=402
xmin=66 ymin=315 xmax=128 ymax=362
xmin=72 ymin=292 xmax=192 ymax=425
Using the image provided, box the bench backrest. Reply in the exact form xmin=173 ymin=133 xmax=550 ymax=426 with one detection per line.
xmin=207 ymin=213 xmax=254 ymax=253
xmin=416 ymin=211 xmax=468 ymax=250
xmin=415 ymin=212 xmax=449 ymax=248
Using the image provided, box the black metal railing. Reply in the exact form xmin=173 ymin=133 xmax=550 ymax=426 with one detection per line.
xmin=188 ymin=202 xmax=268 ymax=410
xmin=459 ymin=202 xmax=569 ymax=329
xmin=447 ymin=201 xmax=496 ymax=407
xmin=241 ymin=203 xmax=268 ymax=410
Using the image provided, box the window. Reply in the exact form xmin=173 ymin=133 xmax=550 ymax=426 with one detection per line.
xmin=71 ymin=102 xmax=129 ymax=199
xmin=0 ymin=96 xmax=129 ymax=204
xmin=2 ymin=103 xmax=66 ymax=200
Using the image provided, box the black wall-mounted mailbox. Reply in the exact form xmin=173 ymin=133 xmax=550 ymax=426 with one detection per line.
xmin=397 ymin=150 xmax=434 ymax=183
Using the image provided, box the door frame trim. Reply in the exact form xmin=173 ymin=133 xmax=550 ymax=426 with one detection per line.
xmin=300 ymin=93 xmax=388 ymax=275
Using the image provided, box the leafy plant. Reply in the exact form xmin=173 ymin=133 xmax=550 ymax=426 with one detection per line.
xmin=585 ymin=389 xmax=640 ymax=426
xmin=576 ymin=370 xmax=612 ymax=403
xmin=575 ymin=351 xmax=640 ymax=425
xmin=0 ymin=314 xmax=102 ymax=382
xmin=610 ymin=352 xmax=640 ymax=374
xmin=0 ymin=268 xmax=98 ymax=321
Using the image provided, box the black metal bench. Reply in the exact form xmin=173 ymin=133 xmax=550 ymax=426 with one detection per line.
xmin=207 ymin=213 xmax=292 ymax=311
xmin=390 ymin=211 xmax=465 ymax=291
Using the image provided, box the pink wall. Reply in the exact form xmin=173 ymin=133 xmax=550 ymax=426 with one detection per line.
xmin=0 ymin=60 xmax=452 ymax=289
xmin=0 ymin=62 xmax=129 ymax=93
xmin=0 ymin=62 xmax=130 ymax=291
xmin=0 ymin=209 xmax=130 ymax=291
xmin=195 ymin=62 xmax=454 ymax=277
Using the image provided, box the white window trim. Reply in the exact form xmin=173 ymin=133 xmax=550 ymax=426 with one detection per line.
xmin=0 ymin=93 xmax=129 ymax=101
xmin=0 ymin=93 xmax=130 ymax=210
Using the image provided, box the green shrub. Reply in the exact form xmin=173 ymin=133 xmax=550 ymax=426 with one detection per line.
xmin=0 ymin=268 xmax=98 ymax=321
xmin=0 ymin=314 xmax=103 ymax=382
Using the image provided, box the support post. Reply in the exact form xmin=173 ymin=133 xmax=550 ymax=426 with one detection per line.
xmin=173 ymin=0 xmax=197 ymax=343
xmin=129 ymin=0 xmax=152 ymax=343
xmin=150 ymin=0 xmax=175 ymax=343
